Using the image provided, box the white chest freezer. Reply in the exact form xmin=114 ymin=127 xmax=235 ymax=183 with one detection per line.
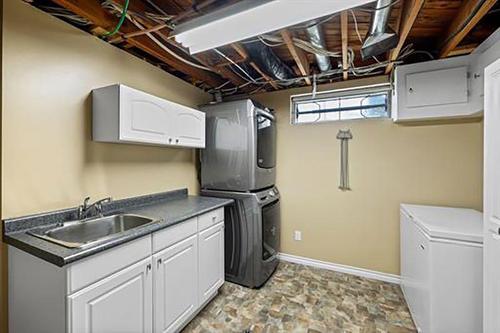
xmin=400 ymin=204 xmax=483 ymax=333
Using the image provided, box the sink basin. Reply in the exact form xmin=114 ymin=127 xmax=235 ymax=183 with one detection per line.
xmin=28 ymin=214 xmax=157 ymax=248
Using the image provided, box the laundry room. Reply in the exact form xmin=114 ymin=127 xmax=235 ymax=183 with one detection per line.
xmin=1 ymin=1 xmax=499 ymax=332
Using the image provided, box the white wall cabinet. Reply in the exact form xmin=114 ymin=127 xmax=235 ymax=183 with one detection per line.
xmin=153 ymin=235 xmax=198 ymax=333
xmin=392 ymin=33 xmax=500 ymax=122
xmin=92 ymin=84 xmax=205 ymax=148
xmin=8 ymin=207 xmax=225 ymax=333
xmin=392 ymin=55 xmax=481 ymax=122
xmin=198 ymin=222 xmax=224 ymax=305
xmin=68 ymin=258 xmax=153 ymax=333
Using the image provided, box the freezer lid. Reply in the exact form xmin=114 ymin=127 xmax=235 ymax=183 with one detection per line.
xmin=401 ymin=204 xmax=483 ymax=243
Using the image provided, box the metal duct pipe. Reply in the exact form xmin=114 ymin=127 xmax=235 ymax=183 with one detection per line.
xmin=306 ymin=24 xmax=332 ymax=72
xmin=360 ymin=0 xmax=399 ymax=60
xmin=245 ymin=42 xmax=296 ymax=82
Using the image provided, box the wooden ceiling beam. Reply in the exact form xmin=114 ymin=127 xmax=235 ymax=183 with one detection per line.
xmin=280 ymin=30 xmax=311 ymax=85
xmin=118 ymin=10 xmax=250 ymax=91
xmin=51 ymin=0 xmax=225 ymax=87
xmin=385 ymin=0 xmax=425 ymax=74
xmin=231 ymin=43 xmax=279 ymax=90
xmin=340 ymin=11 xmax=349 ymax=80
xmin=446 ymin=44 xmax=478 ymax=57
xmin=439 ymin=0 xmax=497 ymax=58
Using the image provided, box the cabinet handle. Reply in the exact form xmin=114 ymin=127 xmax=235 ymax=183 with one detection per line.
xmin=212 ymin=216 xmax=216 ymax=223
xmin=420 ymin=244 xmax=425 ymax=250
xmin=157 ymin=258 xmax=162 ymax=267
xmin=146 ymin=263 xmax=151 ymax=273
xmin=175 ymin=138 xmax=179 ymax=143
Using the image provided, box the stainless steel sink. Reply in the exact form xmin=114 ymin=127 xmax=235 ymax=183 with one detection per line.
xmin=28 ymin=214 xmax=157 ymax=248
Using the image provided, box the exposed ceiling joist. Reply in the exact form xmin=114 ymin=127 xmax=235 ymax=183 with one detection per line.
xmin=231 ymin=43 xmax=279 ymax=90
xmin=439 ymin=0 xmax=498 ymax=58
xmin=109 ymin=4 xmax=250 ymax=92
xmin=446 ymin=44 xmax=478 ymax=57
xmin=385 ymin=0 xmax=425 ymax=74
xmin=340 ymin=11 xmax=349 ymax=80
xmin=280 ymin=30 xmax=311 ymax=85
xmin=51 ymin=0 xmax=225 ymax=88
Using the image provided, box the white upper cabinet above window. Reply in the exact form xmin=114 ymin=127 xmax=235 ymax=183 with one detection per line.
xmin=392 ymin=55 xmax=482 ymax=122
xmin=92 ymin=84 xmax=205 ymax=148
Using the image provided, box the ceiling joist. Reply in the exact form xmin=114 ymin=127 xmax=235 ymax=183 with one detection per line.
xmin=34 ymin=0 xmax=499 ymax=95
xmin=439 ymin=0 xmax=498 ymax=58
xmin=340 ymin=11 xmax=349 ymax=80
xmin=385 ymin=0 xmax=425 ymax=74
xmin=51 ymin=0 xmax=226 ymax=87
xmin=280 ymin=29 xmax=311 ymax=85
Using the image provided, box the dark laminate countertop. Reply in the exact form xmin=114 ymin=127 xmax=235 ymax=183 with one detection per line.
xmin=3 ymin=189 xmax=233 ymax=266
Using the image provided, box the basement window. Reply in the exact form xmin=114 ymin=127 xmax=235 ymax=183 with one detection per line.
xmin=290 ymin=84 xmax=391 ymax=124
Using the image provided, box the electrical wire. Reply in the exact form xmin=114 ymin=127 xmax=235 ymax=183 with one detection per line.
xmin=214 ymin=49 xmax=260 ymax=84
xmin=102 ymin=1 xmax=214 ymax=72
xmin=39 ymin=6 xmax=92 ymax=25
xmin=103 ymin=0 xmax=129 ymax=37
xmin=350 ymin=10 xmax=364 ymax=43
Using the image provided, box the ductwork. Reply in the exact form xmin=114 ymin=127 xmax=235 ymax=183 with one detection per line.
xmin=245 ymin=42 xmax=296 ymax=82
xmin=361 ymin=0 xmax=399 ymax=60
xmin=306 ymin=23 xmax=332 ymax=72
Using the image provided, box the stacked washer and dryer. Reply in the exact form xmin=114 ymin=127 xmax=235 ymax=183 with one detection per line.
xmin=200 ymin=99 xmax=280 ymax=288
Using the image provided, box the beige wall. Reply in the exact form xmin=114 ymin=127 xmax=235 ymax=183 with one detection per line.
xmin=0 ymin=1 xmax=485 ymax=330
xmin=1 ymin=1 xmax=210 ymax=330
xmin=253 ymin=76 xmax=483 ymax=276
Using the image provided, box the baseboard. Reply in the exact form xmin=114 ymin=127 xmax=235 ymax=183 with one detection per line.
xmin=278 ymin=253 xmax=401 ymax=284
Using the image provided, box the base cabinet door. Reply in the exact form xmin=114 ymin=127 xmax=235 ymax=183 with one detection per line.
xmin=198 ymin=222 xmax=224 ymax=305
xmin=68 ymin=257 xmax=153 ymax=333
xmin=153 ymin=234 xmax=198 ymax=333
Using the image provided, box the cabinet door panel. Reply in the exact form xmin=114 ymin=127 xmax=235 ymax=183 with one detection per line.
xmin=172 ymin=104 xmax=205 ymax=148
xmin=68 ymin=258 xmax=152 ymax=333
xmin=120 ymin=86 xmax=170 ymax=144
xmin=198 ymin=222 xmax=224 ymax=305
xmin=154 ymin=234 xmax=198 ymax=333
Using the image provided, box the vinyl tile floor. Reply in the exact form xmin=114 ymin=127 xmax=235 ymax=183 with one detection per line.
xmin=182 ymin=262 xmax=416 ymax=333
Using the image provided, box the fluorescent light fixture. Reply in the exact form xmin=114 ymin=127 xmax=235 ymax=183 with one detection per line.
xmin=174 ymin=0 xmax=374 ymax=54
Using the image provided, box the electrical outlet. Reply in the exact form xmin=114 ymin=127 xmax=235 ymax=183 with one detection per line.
xmin=294 ymin=230 xmax=302 ymax=241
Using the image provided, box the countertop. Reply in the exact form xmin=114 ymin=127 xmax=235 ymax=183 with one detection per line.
xmin=3 ymin=189 xmax=233 ymax=266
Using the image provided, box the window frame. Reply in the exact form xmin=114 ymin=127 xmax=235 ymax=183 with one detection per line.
xmin=290 ymin=83 xmax=392 ymax=125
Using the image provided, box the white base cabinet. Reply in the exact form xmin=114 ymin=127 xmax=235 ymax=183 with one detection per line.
xmin=92 ymin=84 xmax=205 ymax=148
xmin=198 ymin=222 xmax=224 ymax=305
xmin=8 ymin=208 xmax=225 ymax=333
xmin=154 ymin=235 xmax=198 ymax=333
xmin=68 ymin=258 xmax=153 ymax=333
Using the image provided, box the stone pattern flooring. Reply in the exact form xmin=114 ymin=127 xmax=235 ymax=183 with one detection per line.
xmin=183 ymin=262 xmax=416 ymax=333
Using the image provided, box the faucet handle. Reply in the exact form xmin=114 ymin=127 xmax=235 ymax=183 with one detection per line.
xmin=83 ymin=196 xmax=91 ymax=209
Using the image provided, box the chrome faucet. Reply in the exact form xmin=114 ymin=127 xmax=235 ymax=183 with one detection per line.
xmin=78 ymin=196 xmax=112 ymax=220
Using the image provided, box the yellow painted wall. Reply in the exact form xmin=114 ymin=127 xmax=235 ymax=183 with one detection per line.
xmin=253 ymin=76 xmax=483 ymax=275
xmin=1 ymin=1 xmax=210 ymax=330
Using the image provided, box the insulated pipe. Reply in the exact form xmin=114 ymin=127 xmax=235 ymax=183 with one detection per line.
xmin=306 ymin=24 xmax=332 ymax=72
xmin=360 ymin=0 xmax=399 ymax=60
xmin=245 ymin=42 xmax=296 ymax=82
